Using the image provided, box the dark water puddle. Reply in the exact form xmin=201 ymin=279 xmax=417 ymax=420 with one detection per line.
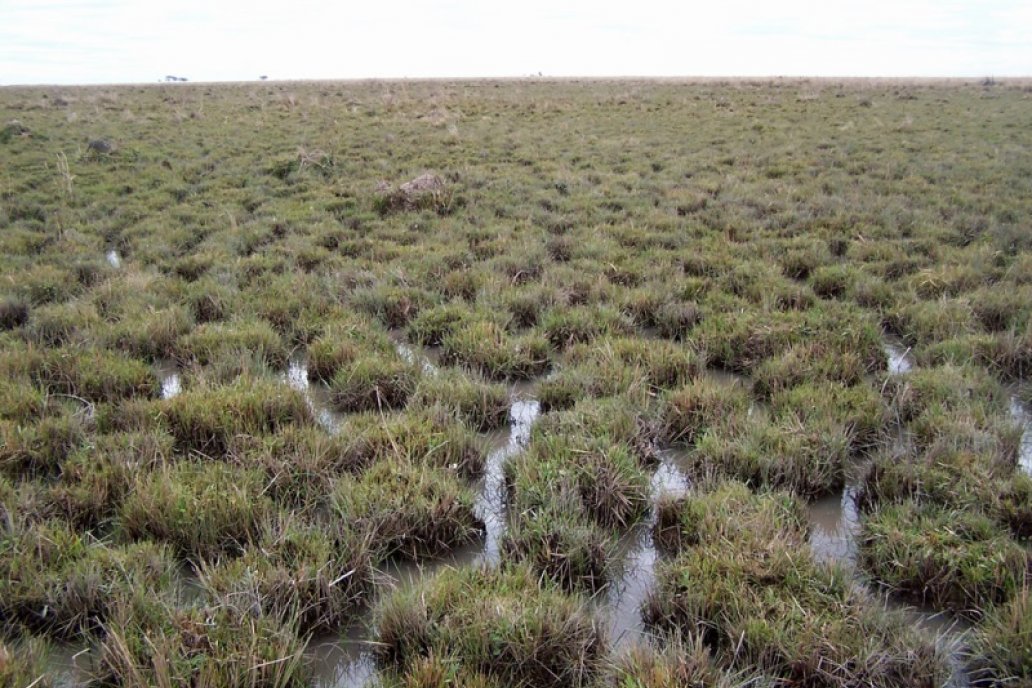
xmin=1008 ymin=393 xmax=1032 ymax=475
xmin=105 ymin=249 xmax=121 ymax=269
xmin=883 ymin=335 xmax=914 ymax=375
xmin=307 ymin=623 xmax=379 ymax=688
xmin=285 ymin=358 xmax=342 ymax=434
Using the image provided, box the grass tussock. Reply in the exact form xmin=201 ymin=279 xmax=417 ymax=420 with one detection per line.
xmin=645 ymin=483 xmax=951 ymax=687
xmin=858 ymin=500 xmax=1028 ymax=616
xmin=200 ymin=516 xmax=375 ymax=633
xmin=375 ymin=565 xmax=606 ymax=687
xmin=331 ymin=459 xmax=483 ymax=560
xmin=118 ymin=462 xmax=272 ymax=559
xmin=160 ymin=377 xmax=312 ymax=455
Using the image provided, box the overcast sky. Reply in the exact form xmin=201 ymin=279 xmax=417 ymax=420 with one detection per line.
xmin=1 ymin=0 xmax=1029 ymax=85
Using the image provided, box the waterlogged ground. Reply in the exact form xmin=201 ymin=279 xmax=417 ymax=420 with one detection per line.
xmin=1 ymin=78 xmax=1031 ymax=687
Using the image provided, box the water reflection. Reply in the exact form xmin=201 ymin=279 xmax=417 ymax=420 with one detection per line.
xmin=284 ymin=358 xmax=341 ymax=433
xmin=475 ymin=398 xmax=540 ymax=564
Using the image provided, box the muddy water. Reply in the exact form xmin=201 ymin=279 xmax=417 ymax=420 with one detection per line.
xmin=606 ymin=449 xmax=692 ymax=648
xmin=308 ymin=622 xmax=380 ymax=688
xmin=883 ymin=335 xmax=914 ymax=375
xmin=285 ymin=358 xmax=342 ymax=434
xmin=475 ymin=398 xmax=540 ymax=563
xmin=105 ymin=249 xmax=121 ymax=269
xmin=808 ymin=484 xmax=861 ymax=567
xmin=1009 ymin=393 xmax=1032 ymax=474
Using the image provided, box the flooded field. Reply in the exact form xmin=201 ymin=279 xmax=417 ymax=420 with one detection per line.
xmin=1 ymin=79 xmax=1029 ymax=686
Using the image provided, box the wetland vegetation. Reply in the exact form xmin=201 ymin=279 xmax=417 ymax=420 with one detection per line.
xmin=0 ymin=76 xmax=1030 ymax=686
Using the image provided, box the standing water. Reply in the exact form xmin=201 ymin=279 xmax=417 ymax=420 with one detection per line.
xmin=883 ymin=336 xmax=914 ymax=375
xmin=284 ymin=358 xmax=341 ymax=433
xmin=475 ymin=398 xmax=540 ymax=564
xmin=155 ymin=361 xmax=181 ymax=399
xmin=1009 ymin=394 xmax=1032 ymax=475
xmin=606 ymin=449 xmax=692 ymax=648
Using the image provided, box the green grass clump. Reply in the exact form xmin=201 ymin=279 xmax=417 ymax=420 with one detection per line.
xmin=659 ymin=377 xmax=750 ymax=445
xmin=752 ymin=341 xmax=874 ymax=397
xmin=541 ymin=305 xmax=633 ymax=349
xmin=770 ymin=381 xmax=889 ymax=451
xmin=351 ymin=284 xmax=437 ymax=328
xmin=160 ymin=377 xmax=312 ymax=454
xmin=329 ymin=354 xmax=421 ymax=412
xmin=501 ymin=503 xmax=613 ymax=592
xmin=0 ymin=378 xmax=47 ymax=423
xmin=508 ymin=436 xmax=651 ymax=530
xmin=331 ymin=459 xmax=482 ymax=560
xmin=0 ymin=519 xmax=177 ymax=638
xmin=230 ymin=426 xmax=370 ymax=510
xmin=645 ymin=485 xmax=950 ymax=687
xmin=339 ymin=409 xmax=485 ymax=478
xmin=95 ymin=592 xmax=309 ymax=687
xmin=609 ymin=634 xmax=755 ymax=688
xmin=859 ymin=500 xmax=1028 ymax=616
xmin=306 ymin=316 xmax=393 ymax=382
xmin=652 ymin=481 xmax=807 ymax=554
xmin=406 ymin=303 xmax=473 ymax=346
xmin=532 ymin=395 xmax=659 ymax=465
xmin=28 ymin=300 xmax=102 ymax=347
xmin=27 ymin=347 xmax=157 ymax=403
xmin=174 ymin=318 xmax=289 ymax=368
xmin=565 ymin=337 xmax=703 ymax=391
xmin=200 ymin=517 xmax=374 ymax=633
xmin=0 ymin=637 xmax=52 ymax=687
xmin=119 ymin=462 xmax=272 ymax=559
xmin=106 ymin=305 xmax=194 ymax=360
xmin=50 ymin=430 xmax=173 ymax=528
xmin=0 ymin=412 xmax=87 ymax=477
xmin=411 ymin=369 xmax=510 ymax=431
xmin=441 ymin=320 xmax=550 ymax=380
xmin=971 ymin=586 xmax=1032 ymax=685
xmin=692 ymin=411 xmax=851 ymax=498
xmin=375 ymin=565 xmax=606 ymax=687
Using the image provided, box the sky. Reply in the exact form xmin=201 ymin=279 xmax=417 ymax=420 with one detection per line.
xmin=1 ymin=0 xmax=1029 ymax=85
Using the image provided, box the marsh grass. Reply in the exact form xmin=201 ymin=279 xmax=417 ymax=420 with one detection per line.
xmin=329 ymin=354 xmax=421 ymax=413
xmin=375 ymin=565 xmax=606 ymax=687
xmin=411 ymin=369 xmax=510 ymax=431
xmin=2 ymin=78 xmax=1031 ymax=682
xmin=331 ymin=459 xmax=483 ymax=560
xmin=858 ymin=500 xmax=1028 ymax=616
xmin=94 ymin=591 xmax=310 ymax=688
xmin=0 ymin=519 xmax=178 ymax=638
xmin=160 ymin=376 xmax=312 ymax=454
xmin=645 ymin=483 xmax=951 ymax=687
xmin=118 ymin=461 xmax=273 ymax=559
xmin=0 ymin=637 xmax=52 ymax=687
xmin=200 ymin=516 xmax=375 ymax=633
